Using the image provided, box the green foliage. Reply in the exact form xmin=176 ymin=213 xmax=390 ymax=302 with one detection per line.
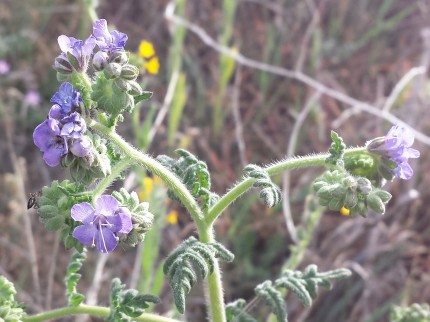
xmin=0 ymin=276 xmax=25 ymax=322
xmin=391 ymin=303 xmax=430 ymax=322
xmin=255 ymin=281 xmax=287 ymax=322
xmin=156 ymin=149 xmax=219 ymax=211
xmin=253 ymin=265 xmax=351 ymax=322
xmin=134 ymin=91 xmax=153 ymax=105
xmin=275 ymin=264 xmax=351 ymax=308
xmin=313 ymin=169 xmax=391 ymax=216
xmin=38 ymin=180 xmax=88 ymax=251
xmin=168 ymin=73 xmax=187 ymax=145
xmin=64 ymin=250 xmax=86 ymax=306
xmin=226 ymin=299 xmax=257 ymax=322
xmin=111 ymin=188 xmax=154 ymax=247
xmin=325 ymin=131 xmax=346 ymax=167
xmin=163 ymin=236 xmax=234 ymax=313
xmin=244 ymin=164 xmax=281 ymax=207
xmin=108 ymin=278 xmax=159 ymax=322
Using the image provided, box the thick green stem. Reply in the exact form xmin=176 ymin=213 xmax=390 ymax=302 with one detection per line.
xmin=88 ymin=119 xmax=206 ymax=232
xmin=206 ymin=147 xmax=367 ymax=226
xmin=92 ymin=158 xmax=132 ymax=200
xmin=23 ymin=304 xmax=180 ymax=322
xmin=200 ymin=226 xmax=227 ymax=322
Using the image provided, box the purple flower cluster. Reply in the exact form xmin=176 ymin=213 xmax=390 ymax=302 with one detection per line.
xmin=367 ymin=125 xmax=420 ymax=180
xmin=55 ymin=19 xmax=127 ymax=73
xmin=33 ymin=82 xmax=90 ymax=167
xmin=71 ymin=195 xmax=132 ymax=253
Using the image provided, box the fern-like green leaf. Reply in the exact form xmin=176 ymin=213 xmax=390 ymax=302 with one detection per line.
xmin=163 ymin=236 xmax=234 ymax=313
xmin=275 ymin=264 xmax=351 ymax=308
xmin=64 ymin=250 xmax=86 ymax=306
xmin=255 ymin=281 xmax=287 ymax=322
xmin=108 ymin=278 xmax=159 ymax=321
xmin=325 ymin=131 xmax=346 ymax=166
xmin=391 ymin=303 xmax=430 ymax=322
xmin=226 ymin=299 xmax=257 ymax=322
xmin=244 ymin=164 xmax=281 ymax=207
xmin=156 ymin=149 xmax=219 ymax=211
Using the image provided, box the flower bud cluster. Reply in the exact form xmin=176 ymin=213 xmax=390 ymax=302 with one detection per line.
xmin=313 ymin=170 xmax=391 ymax=217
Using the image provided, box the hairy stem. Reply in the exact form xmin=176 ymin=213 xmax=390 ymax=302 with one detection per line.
xmin=206 ymin=147 xmax=367 ymax=226
xmin=200 ymin=226 xmax=227 ymax=322
xmin=88 ymin=119 xmax=206 ymax=232
xmin=23 ymin=304 xmax=180 ymax=322
xmin=92 ymin=158 xmax=132 ymax=200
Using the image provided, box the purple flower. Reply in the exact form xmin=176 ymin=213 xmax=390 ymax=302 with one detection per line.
xmin=57 ymin=35 xmax=96 ymax=71
xmin=33 ymin=118 xmax=68 ymax=167
xmin=50 ymin=82 xmax=82 ymax=115
xmin=60 ymin=112 xmax=87 ymax=138
xmin=71 ymin=195 xmax=132 ymax=253
xmin=0 ymin=60 xmax=10 ymax=75
xmin=368 ymin=125 xmax=420 ymax=180
xmin=93 ymin=19 xmax=127 ymax=53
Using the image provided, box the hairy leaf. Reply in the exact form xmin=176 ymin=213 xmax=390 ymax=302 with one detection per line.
xmin=255 ymin=281 xmax=287 ymax=322
xmin=325 ymin=131 xmax=346 ymax=166
xmin=244 ymin=164 xmax=281 ymax=207
xmin=164 ymin=236 xmax=234 ymax=313
xmin=226 ymin=299 xmax=257 ymax=322
xmin=64 ymin=250 xmax=86 ymax=306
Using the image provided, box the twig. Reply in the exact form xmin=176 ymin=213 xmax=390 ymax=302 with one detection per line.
xmin=382 ymin=66 xmax=426 ymax=112
xmin=164 ymin=4 xmax=430 ymax=145
xmin=4 ymin=118 xmax=42 ymax=306
xmin=231 ymin=65 xmax=247 ymax=167
xmin=282 ymin=92 xmax=322 ymax=244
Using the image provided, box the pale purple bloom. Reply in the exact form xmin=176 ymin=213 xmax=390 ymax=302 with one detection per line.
xmin=368 ymin=125 xmax=420 ymax=180
xmin=50 ymin=82 xmax=81 ymax=115
xmin=24 ymin=90 xmax=41 ymax=107
xmin=0 ymin=60 xmax=10 ymax=75
xmin=71 ymin=195 xmax=132 ymax=253
xmin=60 ymin=112 xmax=86 ymax=138
xmin=33 ymin=118 xmax=68 ymax=167
xmin=93 ymin=19 xmax=127 ymax=53
xmin=70 ymin=136 xmax=92 ymax=157
xmin=57 ymin=35 xmax=96 ymax=71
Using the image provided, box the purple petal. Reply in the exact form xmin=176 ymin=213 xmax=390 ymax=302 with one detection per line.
xmin=33 ymin=120 xmax=54 ymax=151
xmin=111 ymin=30 xmax=127 ymax=48
xmin=58 ymin=35 xmax=72 ymax=52
xmin=93 ymin=19 xmax=110 ymax=40
xmin=43 ymin=141 xmax=67 ymax=167
xmin=95 ymin=195 xmax=118 ymax=216
xmin=83 ymin=36 xmax=96 ymax=56
xmin=70 ymin=137 xmax=92 ymax=157
xmin=109 ymin=208 xmax=132 ymax=234
xmin=97 ymin=227 xmax=118 ymax=253
xmin=71 ymin=202 xmax=95 ymax=223
xmin=72 ymin=224 xmax=97 ymax=245
xmin=394 ymin=162 xmax=413 ymax=180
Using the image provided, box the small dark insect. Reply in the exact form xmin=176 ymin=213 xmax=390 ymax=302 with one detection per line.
xmin=27 ymin=191 xmax=41 ymax=209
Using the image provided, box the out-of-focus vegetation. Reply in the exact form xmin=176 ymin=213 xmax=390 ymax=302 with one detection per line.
xmin=0 ymin=0 xmax=429 ymax=321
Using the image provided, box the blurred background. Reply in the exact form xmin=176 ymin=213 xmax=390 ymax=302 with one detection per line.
xmin=0 ymin=0 xmax=429 ymax=321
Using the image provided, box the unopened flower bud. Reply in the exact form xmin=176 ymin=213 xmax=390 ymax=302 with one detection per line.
xmin=109 ymin=50 xmax=129 ymax=65
xmin=113 ymin=78 xmax=131 ymax=93
xmin=128 ymin=80 xmax=143 ymax=96
xmin=54 ymin=54 xmax=73 ymax=74
xmin=103 ymin=62 xmax=122 ymax=79
xmin=120 ymin=65 xmax=139 ymax=80
xmin=366 ymin=192 xmax=385 ymax=214
xmin=92 ymin=51 xmax=109 ymax=71
xmin=70 ymin=136 xmax=92 ymax=157
xmin=356 ymin=177 xmax=372 ymax=194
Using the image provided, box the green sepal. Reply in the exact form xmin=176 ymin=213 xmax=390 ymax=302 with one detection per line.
xmin=111 ymin=188 xmax=154 ymax=247
xmin=108 ymin=278 xmax=159 ymax=322
xmin=344 ymin=152 xmax=378 ymax=179
xmin=68 ymin=71 xmax=93 ymax=110
xmin=134 ymin=91 xmax=153 ymax=104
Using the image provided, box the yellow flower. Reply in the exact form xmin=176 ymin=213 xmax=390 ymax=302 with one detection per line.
xmin=166 ymin=210 xmax=178 ymax=225
xmin=144 ymin=57 xmax=159 ymax=75
xmin=138 ymin=177 xmax=154 ymax=201
xmin=139 ymin=40 xmax=156 ymax=58
xmin=340 ymin=207 xmax=350 ymax=216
